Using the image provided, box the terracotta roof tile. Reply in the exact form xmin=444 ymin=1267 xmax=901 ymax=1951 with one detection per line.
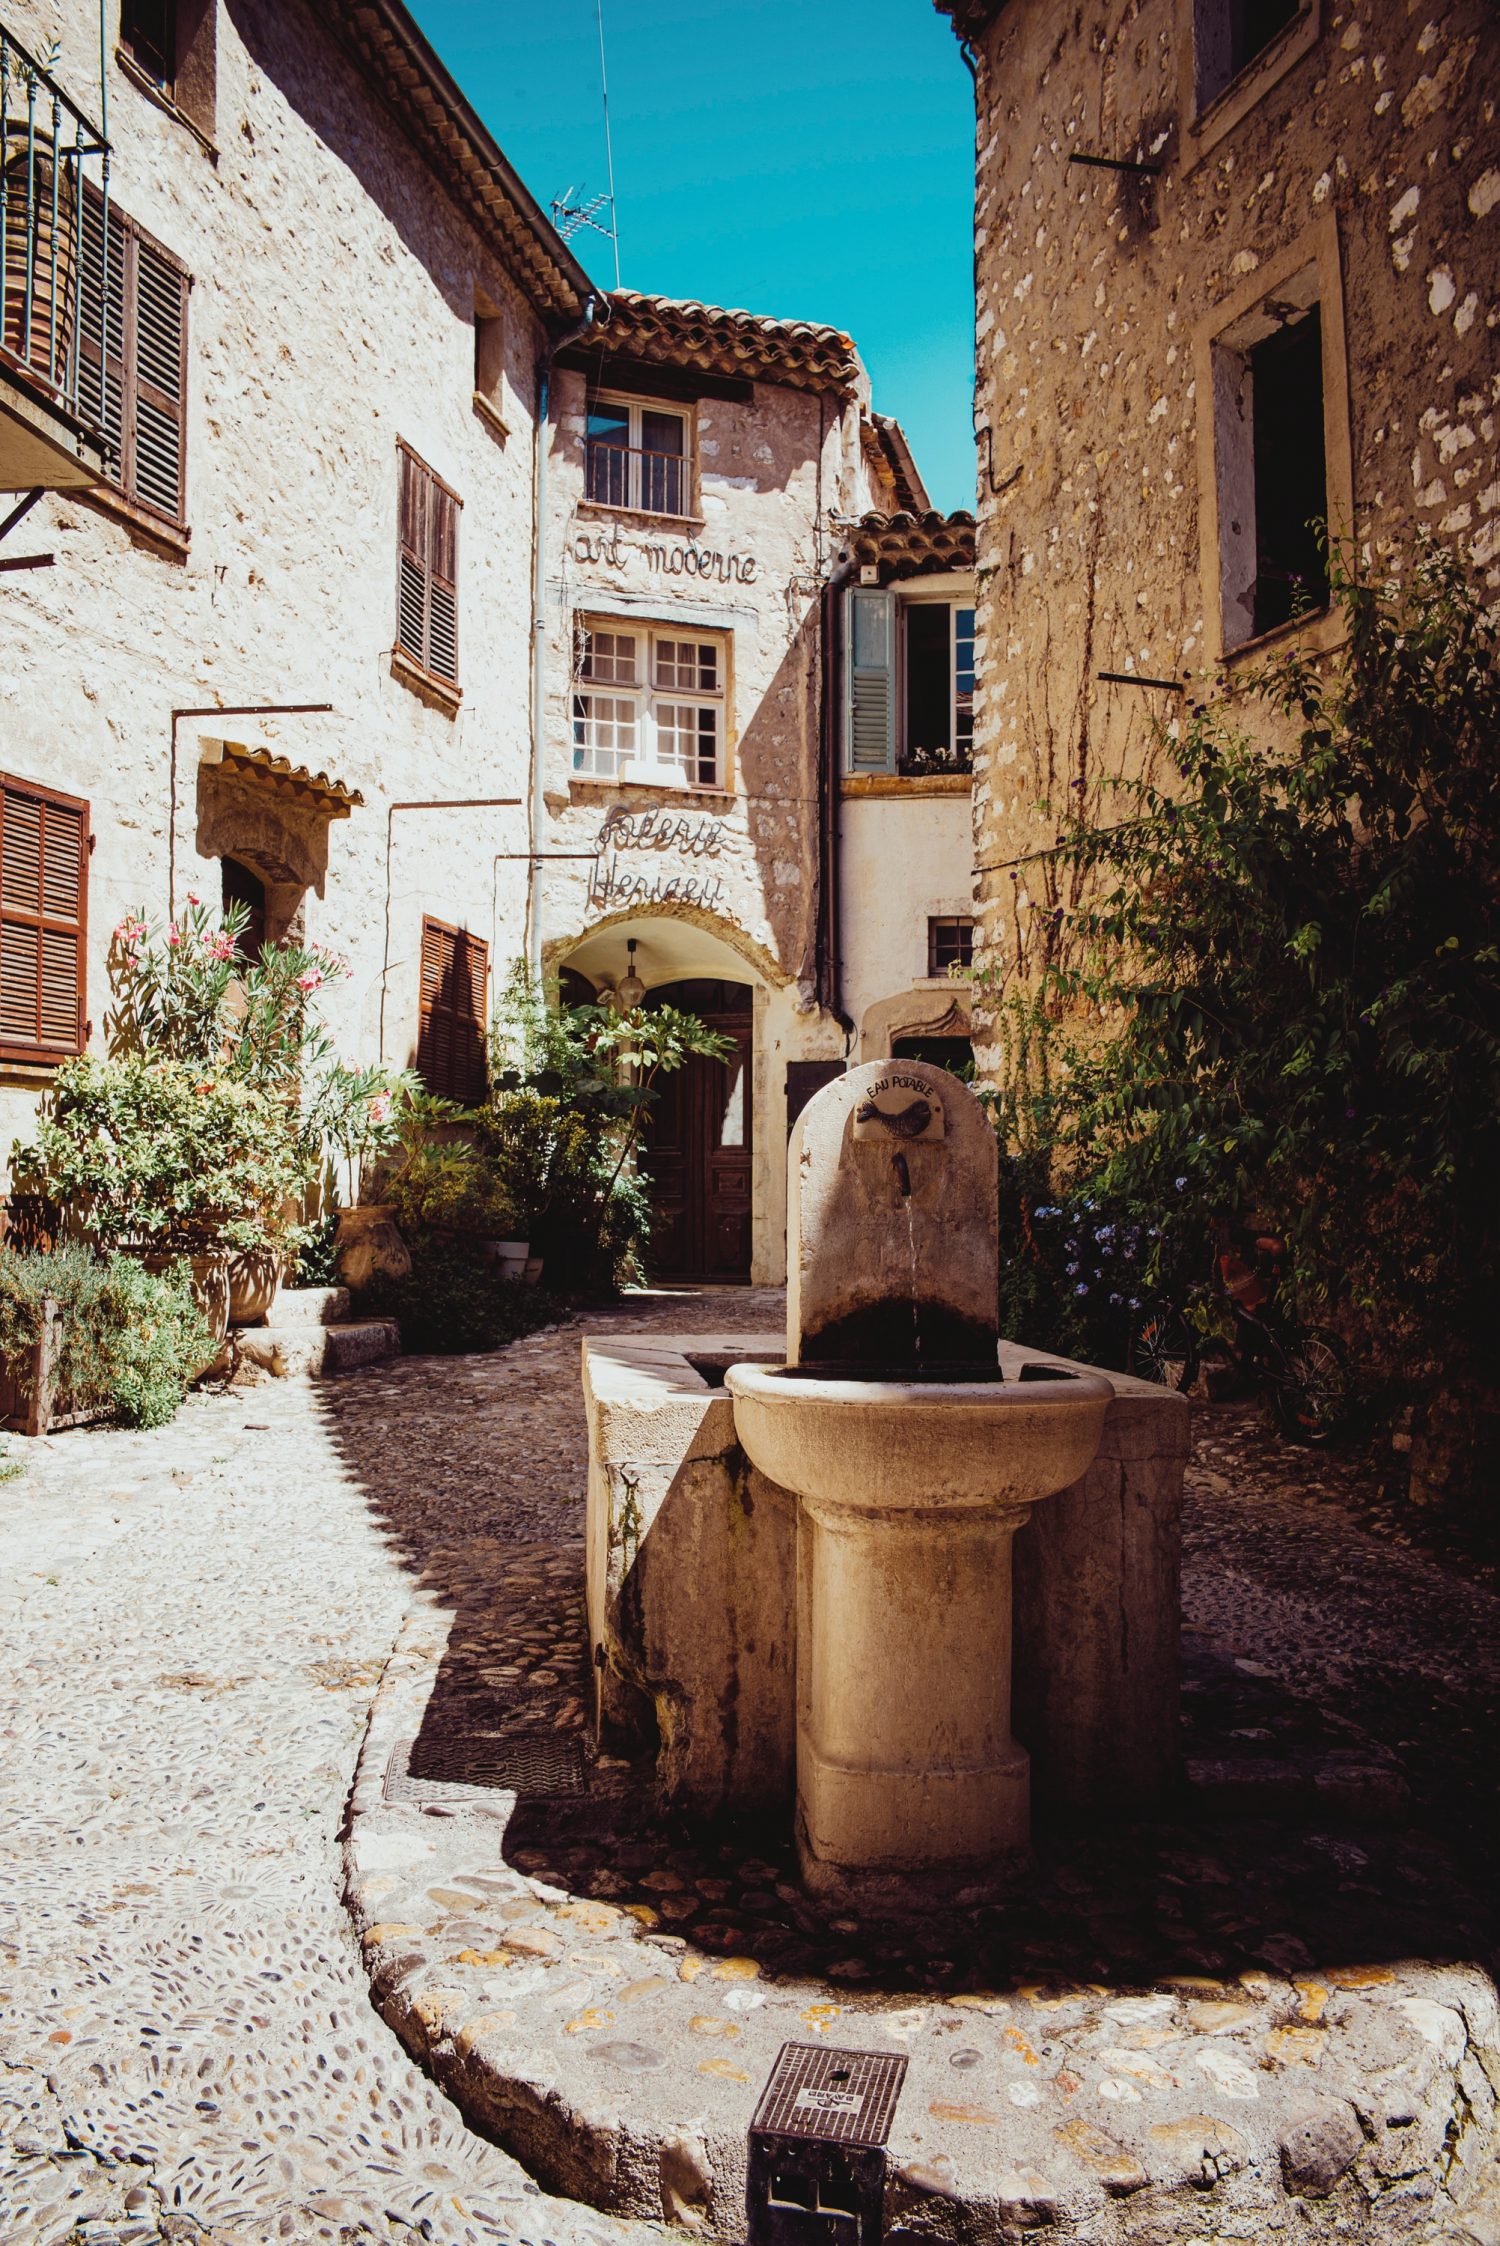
xmin=587 ymin=291 xmax=864 ymax=395
xmin=838 ymin=509 xmax=976 ymax=582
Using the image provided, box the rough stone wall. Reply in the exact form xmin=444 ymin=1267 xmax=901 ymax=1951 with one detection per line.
xmin=963 ymin=0 xmax=1500 ymax=1063
xmin=0 ymin=0 xmax=547 ymax=1164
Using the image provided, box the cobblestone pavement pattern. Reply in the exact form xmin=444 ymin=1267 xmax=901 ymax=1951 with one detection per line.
xmin=7 ymin=1284 xmax=1500 ymax=2243
xmin=0 ymin=1304 xmax=696 ymax=2246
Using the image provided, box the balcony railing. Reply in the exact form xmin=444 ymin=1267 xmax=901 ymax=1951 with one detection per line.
xmin=586 ymin=439 xmax=692 ymax=519
xmin=1 ymin=24 xmax=109 ymax=442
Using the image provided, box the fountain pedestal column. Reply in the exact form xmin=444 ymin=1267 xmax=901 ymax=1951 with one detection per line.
xmin=797 ymin=1491 xmax=1034 ymax=1895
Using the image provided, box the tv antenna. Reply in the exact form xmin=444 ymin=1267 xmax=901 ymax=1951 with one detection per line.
xmin=550 ymin=0 xmax=621 ymax=288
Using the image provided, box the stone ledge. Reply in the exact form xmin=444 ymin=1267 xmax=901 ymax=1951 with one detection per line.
xmin=232 ymin=1318 xmax=399 ymax=1381
xmin=344 ymin=1608 xmax=1500 ymax=2242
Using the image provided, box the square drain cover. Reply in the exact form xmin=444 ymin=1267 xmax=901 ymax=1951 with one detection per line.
xmin=751 ymin=2043 xmax=908 ymax=2148
xmin=384 ymin=1728 xmax=587 ymax=1805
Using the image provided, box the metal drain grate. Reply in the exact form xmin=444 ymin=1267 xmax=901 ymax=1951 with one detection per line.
xmin=383 ymin=1728 xmax=587 ymax=1806
xmin=751 ymin=2044 xmax=908 ymax=2149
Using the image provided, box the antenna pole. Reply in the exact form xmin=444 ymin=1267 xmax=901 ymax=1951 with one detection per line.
xmin=596 ymin=0 xmax=620 ymax=288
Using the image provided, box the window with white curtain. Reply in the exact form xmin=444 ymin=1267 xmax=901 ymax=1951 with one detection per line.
xmin=573 ymin=622 xmax=727 ymax=787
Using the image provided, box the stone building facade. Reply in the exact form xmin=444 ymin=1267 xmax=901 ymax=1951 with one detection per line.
xmin=0 ymin=0 xmax=979 ymax=1286
xmin=938 ymin=0 xmax=1499 ymax=1052
xmin=533 ymin=298 xmax=979 ymax=1282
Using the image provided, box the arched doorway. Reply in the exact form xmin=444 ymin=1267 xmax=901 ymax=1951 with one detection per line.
xmin=642 ymin=978 xmax=753 ymax=1281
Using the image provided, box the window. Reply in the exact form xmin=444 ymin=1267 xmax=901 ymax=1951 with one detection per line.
xmin=1210 ymin=276 xmax=1328 ymax=649
xmin=1195 ymin=0 xmax=1304 ymax=109
xmin=0 ymin=774 xmax=87 ymax=1066
xmin=120 ymin=0 xmax=175 ymax=89
xmin=843 ymin=590 xmax=975 ymax=775
xmin=927 ymin=917 xmax=973 ymax=978
xmin=78 ymin=195 xmax=189 ymax=526
xmin=118 ymin=0 xmax=217 ymax=137
xmin=585 ymin=393 xmax=691 ymax=518
xmin=902 ymin=603 xmax=975 ymax=776
xmin=573 ymin=621 xmax=726 ymax=788
xmin=417 ymin=917 xmax=487 ymax=1104
xmin=473 ymin=288 xmax=507 ymax=438
xmin=396 ymin=444 xmax=461 ymax=690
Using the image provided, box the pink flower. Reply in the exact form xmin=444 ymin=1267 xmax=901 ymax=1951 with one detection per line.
xmin=207 ymin=932 xmax=236 ymax=961
xmin=295 ymin=968 xmax=324 ymax=993
xmin=166 ymin=924 xmax=181 ymax=947
xmin=186 ymin=891 xmax=201 ymax=907
xmin=368 ymin=1093 xmax=392 ymax=1125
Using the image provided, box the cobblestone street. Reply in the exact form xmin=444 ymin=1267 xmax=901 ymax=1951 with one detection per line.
xmin=4 ymin=1286 xmax=1500 ymax=2242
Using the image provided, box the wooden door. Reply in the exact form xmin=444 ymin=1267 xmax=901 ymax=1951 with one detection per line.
xmin=642 ymin=981 xmax=753 ymax=1281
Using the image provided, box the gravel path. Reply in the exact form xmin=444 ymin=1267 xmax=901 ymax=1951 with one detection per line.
xmin=0 ymin=1301 xmax=717 ymax=2246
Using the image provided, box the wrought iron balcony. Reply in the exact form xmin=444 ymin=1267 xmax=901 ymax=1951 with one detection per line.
xmin=0 ymin=22 xmax=110 ymax=490
xmin=585 ymin=438 xmax=692 ymax=520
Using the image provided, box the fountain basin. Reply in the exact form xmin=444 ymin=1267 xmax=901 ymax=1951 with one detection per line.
xmin=725 ymin=1359 xmax=1111 ymax=1904
xmin=724 ymin=1360 xmax=1110 ymax=1518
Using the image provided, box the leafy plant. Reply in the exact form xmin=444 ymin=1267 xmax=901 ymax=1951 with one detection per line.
xmin=13 ymin=1057 xmax=309 ymax=1255
xmin=977 ymin=536 xmax=1500 ymax=1414
xmin=360 ymin=1240 xmax=564 ymax=1356
xmin=0 ymin=1243 xmax=215 ymax=1429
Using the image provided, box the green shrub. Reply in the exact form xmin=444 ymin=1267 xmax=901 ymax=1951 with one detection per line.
xmin=0 ymin=1243 xmax=216 ymax=1429
xmin=360 ymin=1237 xmax=564 ymax=1356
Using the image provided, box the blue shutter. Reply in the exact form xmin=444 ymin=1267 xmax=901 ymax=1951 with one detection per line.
xmin=844 ymin=588 xmax=895 ymax=773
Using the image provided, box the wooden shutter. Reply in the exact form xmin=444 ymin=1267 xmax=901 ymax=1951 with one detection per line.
xmin=79 ymin=194 xmax=188 ymax=525
xmin=416 ymin=917 xmax=487 ymax=1105
xmin=0 ymin=775 xmax=88 ymax=1066
xmin=397 ymin=445 xmax=461 ymax=687
xmin=845 ymin=587 xmax=895 ymax=772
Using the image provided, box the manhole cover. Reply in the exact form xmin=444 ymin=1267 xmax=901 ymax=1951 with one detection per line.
xmin=384 ymin=1729 xmax=587 ymax=1805
xmin=751 ymin=2043 xmax=908 ymax=2147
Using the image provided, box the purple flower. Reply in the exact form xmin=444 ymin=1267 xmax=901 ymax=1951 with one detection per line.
xmin=1074 ymin=1282 xmax=1089 ymax=1296
xmin=1173 ymin=1176 xmax=1187 ymax=1190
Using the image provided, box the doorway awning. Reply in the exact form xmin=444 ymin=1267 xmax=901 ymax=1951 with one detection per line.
xmin=212 ymin=741 xmax=362 ymax=817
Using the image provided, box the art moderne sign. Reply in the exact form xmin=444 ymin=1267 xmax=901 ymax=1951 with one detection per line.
xmin=588 ymin=804 xmax=730 ymax=915
xmin=572 ymin=522 xmax=757 ymax=584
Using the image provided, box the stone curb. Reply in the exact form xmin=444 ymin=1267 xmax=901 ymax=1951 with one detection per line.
xmin=344 ymin=1606 xmax=1500 ymax=2243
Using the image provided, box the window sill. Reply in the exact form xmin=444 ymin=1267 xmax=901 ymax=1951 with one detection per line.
xmin=841 ymin=773 xmax=972 ymax=798
xmin=390 ymin=646 xmax=462 ymax=713
xmin=0 ymin=1050 xmax=79 ymax=1076
xmin=472 ymin=391 xmax=509 ymax=443
xmin=576 ymin=499 xmax=707 ymax=536
xmin=1181 ymin=1 xmax=1320 ymax=166
xmin=1218 ymin=601 xmax=1345 ymax=671
xmin=78 ymin=480 xmax=190 ymax=559
xmin=115 ymin=48 xmax=218 ymax=159
xmin=569 ymin=774 xmax=735 ymax=810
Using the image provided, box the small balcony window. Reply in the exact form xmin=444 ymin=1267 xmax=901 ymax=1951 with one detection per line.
xmin=585 ymin=393 xmax=691 ymax=518
xmin=843 ymin=590 xmax=975 ymax=776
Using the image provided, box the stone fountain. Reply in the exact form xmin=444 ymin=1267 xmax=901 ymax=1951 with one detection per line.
xmin=581 ymin=1057 xmax=1189 ymax=1904
xmin=725 ymin=1062 xmax=1110 ymax=1904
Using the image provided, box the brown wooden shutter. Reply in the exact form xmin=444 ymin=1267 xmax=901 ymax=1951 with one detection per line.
xmin=0 ymin=775 xmax=88 ymax=1066
xmin=79 ymin=194 xmax=188 ymax=525
xmin=416 ymin=916 xmax=487 ymax=1105
xmin=397 ymin=444 xmax=460 ymax=686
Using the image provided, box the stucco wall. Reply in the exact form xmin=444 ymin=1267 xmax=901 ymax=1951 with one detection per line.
xmin=839 ymin=786 xmax=974 ymax=1053
xmin=0 ymin=0 xmax=546 ymax=1168
xmin=962 ymin=0 xmax=1500 ymax=1061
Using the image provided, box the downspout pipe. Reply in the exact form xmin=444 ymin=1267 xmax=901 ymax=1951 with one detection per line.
xmin=818 ymin=555 xmax=858 ymax=1038
xmin=528 ymin=293 xmax=598 ymax=976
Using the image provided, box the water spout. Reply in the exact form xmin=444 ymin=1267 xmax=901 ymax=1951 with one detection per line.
xmin=893 ymin=1151 xmax=911 ymax=1199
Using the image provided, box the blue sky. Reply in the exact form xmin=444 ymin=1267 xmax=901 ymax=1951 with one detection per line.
xmin=405 ymin=0 xmax=978 ymax=514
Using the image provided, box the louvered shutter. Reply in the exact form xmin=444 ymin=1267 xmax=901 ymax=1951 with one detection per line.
xmin=79 ymin=194 xmax=188 ymax=524
xmin=397 ymin=446 xmax=461 ymax=687
xmin=845 ymin=588 xmax=895 ymax=772
xmin=416 ymin=917 xmax=487 ymax=1105
xmin=0 ymin=776 xmax=87 ymax=1065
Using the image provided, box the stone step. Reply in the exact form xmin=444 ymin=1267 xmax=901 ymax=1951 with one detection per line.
xmin=231 ymin=1318 xmax=399 ymax=1383
xmin=263 ymin=1286 xmax=351 ymax=1327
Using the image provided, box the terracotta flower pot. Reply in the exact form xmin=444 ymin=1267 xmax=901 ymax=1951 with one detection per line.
xmin=142 ymin=1249 xmax=232 ymax=1349
xmin=227 ymin=1248 xmax=283 ymax=1327
xmin=335 ymin=1204 xmax=411 ymax=1289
